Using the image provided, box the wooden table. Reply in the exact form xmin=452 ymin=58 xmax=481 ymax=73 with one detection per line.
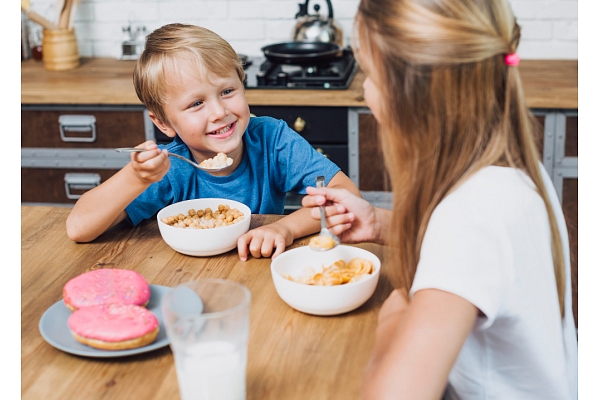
xmin=21 ymin=206 xmax=392 ymax=400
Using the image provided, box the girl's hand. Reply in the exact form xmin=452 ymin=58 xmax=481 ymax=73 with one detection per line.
xmin=129 ymin=141 xmax=170 ymax=184
xmin=302 ymin=186 xmax=384 ymax=245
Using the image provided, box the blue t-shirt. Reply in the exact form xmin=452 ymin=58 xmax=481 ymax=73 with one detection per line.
xmin=125 ymin=116 xmax=341 ymax=226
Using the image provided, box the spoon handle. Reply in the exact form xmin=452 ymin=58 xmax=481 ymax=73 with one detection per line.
xmin=115 ymin=148 xmax=227 ymax=171
xmin=115 ymin=147 xmax=149 ymax=153
xmin=116 ymin=148 xmax=199 ymax=167
xmin=316 ymin=176 xmax=327 ymax=230
xmin=166 ymin=152 xmax=197 ymax=165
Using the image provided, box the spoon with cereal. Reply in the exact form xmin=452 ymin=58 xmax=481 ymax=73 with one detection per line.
xmin=309 ymin=175 xmax=340 ymax=251
xmin=115 ymin=148 xmax=233 ymax=172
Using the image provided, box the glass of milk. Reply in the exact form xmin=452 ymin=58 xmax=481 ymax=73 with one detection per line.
xmin=162 ymin=279 xmax=251 ymax=400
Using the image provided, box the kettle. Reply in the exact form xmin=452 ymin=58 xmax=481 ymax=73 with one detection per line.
xmin=293 ymin=0 xmax=343 ymax=47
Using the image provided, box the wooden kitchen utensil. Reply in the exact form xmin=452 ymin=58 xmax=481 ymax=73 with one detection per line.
xmin=42 ymin=28 xmax=80 ymax=71
xmin=55 ymin=0 xmax=66 ymax=27
xmin=21 ymin=0 xmax=59 ymax=30
xmin=68 ymin=0 xmax=81 ymax=29
xmin=58 ymin=0 xmax=73 ymax=29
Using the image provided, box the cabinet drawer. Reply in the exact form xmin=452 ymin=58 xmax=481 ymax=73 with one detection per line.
xmin=21 ymin=105 xmax=147 ymax=149
xmin=22 ymin=168 xmax=119 ymax=204
xmin=250 ymin=106 xmax=347 ymax=144
xmin=358 ymin=112 xmax=389 ymax=191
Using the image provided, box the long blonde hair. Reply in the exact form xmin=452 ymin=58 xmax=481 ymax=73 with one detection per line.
xmin=354 ymin=0 xmax=566 ymax=316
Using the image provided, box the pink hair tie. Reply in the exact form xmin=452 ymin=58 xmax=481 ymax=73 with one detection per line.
xmin=504 ymin=53 xmax=520 ymax=66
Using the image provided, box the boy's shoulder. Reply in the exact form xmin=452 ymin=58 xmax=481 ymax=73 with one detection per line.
xmin=246 ymin=116 xmax=297 ymax=142
xmin=247 ymin=115 xmax=286 ymax=131
xmin=159 ymin=135 xmax=188 ymax=153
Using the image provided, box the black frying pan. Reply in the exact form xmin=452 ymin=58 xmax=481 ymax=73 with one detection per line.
xmin=261 ymin=41 xmax=342 ymax=64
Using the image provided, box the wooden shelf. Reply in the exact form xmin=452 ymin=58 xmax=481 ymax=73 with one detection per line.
xmin=21 ymin=58 xmax=577 ymax=109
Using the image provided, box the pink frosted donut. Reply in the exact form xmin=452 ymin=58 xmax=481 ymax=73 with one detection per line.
xmin=63 ymin=269 xmax=151 ymax=312
xmin=68 ymin=303 xmax=159 ymax=350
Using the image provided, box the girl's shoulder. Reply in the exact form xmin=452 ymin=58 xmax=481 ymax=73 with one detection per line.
xmin=434 ymin=166 xmax=543 ymax=228
xmin=448 ymin=166 xmax=536 ymax=204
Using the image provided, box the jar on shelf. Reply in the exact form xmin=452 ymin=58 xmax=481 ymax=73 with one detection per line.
xmin=29 ymin=27 xmax=43 ymax=61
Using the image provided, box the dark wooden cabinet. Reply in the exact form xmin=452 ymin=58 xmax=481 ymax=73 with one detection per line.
xmin=21 ymin=168 xmax=120 ymax=203
xmin=21 ymin=105 xmax=153 ymax=204
xmin=21 ymin=106 xmax=147 ymax=148
xmin=249 ymin=106 xmax=350 ymax=176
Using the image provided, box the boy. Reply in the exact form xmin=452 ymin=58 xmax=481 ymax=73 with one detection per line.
xmin=66 ymin=23 xmax=360 ymax=261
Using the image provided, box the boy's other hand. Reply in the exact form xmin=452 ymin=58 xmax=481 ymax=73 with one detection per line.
xmin=129 ymin=141 xmax=170 ymax=184
xmin=237 ymin=222 xmax=293 ymax=261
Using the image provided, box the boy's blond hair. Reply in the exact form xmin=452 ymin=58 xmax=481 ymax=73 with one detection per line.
xmin=133 ymin=23 xmax=245 ymax=124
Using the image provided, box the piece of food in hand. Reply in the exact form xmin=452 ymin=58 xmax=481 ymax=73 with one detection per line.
xmin=68 ymin=303 xmax=159 ymax=350
xmin=200 ymin=152 xmax=233 ymax=169
xmin=63 ymin=269 xmax=151 ymax=312
xmin=285 ymin=258 xmax=374 ymax=286
xmin=309 ymin=235 xmax=336 ymax=250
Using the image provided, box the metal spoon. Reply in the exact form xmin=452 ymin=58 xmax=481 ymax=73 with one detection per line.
xmin=165 ymin=285 xmax=206 ymax=337
xmin=115 ymin=148 xmax=231 ymax=172
xmin=309 ymin=175 xmax=340 ymax=251
xmin=168 ymin=285 xmax=204 ymax=317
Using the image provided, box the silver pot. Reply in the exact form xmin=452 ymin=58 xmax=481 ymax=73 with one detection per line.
xmin=292 ymin=0 xmax=343 ymax=47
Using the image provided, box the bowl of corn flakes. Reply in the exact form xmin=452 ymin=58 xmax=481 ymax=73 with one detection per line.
xmin=270 ymin=245 xmax=381 ymax=315
xmin=157 ymin=198 xmax=251 ymax=256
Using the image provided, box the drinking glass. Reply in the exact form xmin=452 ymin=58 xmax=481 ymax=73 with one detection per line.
xmin=162 ymin=279 xmax=251 ymax=400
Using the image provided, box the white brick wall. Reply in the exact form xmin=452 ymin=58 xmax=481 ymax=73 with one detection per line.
xmin=25 ymin=0 xmax=577 ymax=59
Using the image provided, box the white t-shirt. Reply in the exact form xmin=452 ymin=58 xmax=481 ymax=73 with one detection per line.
xmin=410 ymin=165 xmax=577 ymax=399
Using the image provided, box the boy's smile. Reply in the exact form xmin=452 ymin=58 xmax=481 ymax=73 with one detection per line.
xmin=206 ymin=121 xmax=236 ymax=138
xmin=150 ymin=58 xmax=250 ymax=172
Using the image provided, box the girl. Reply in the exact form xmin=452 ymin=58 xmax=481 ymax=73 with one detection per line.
xmin=302 ymin=0 xmax=578 ymax=398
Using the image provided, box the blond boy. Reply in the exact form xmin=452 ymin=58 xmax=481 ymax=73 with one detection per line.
xmin=66 ymin=23 xmax=360 ymax=260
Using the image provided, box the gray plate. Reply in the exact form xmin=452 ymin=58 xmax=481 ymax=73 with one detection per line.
xmin=38 ymin=285 xmax=172 ymax=358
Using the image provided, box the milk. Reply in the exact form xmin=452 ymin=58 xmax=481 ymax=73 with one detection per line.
xmin=173 ymin=340 xmax=246 ymax=400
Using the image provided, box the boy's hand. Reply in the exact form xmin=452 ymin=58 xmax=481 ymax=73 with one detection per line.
xmin=129 ymin=141 xmax=170 ymax=184
xmin=237 ymin=222 xmax=293 ymax=261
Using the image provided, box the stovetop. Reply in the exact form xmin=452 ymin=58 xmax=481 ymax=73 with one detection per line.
xmin=242 ymin=50 xmax=357 ymax=90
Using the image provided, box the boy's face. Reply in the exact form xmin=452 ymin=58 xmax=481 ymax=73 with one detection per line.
xmin=151 ymin=60 xmax=250 ymax=165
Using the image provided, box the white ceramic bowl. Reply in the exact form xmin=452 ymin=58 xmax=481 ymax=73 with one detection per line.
xmin=157 ymin=198 xmax=251 ymax=257
xmin=270 ymin=245 xmax=381 ymax=316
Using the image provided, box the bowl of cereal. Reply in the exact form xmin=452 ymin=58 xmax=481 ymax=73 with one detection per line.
xmin=157 ymin=198 xmax=251 ymax=256
xmin=270 ymin=245 xmax=381 ymax=316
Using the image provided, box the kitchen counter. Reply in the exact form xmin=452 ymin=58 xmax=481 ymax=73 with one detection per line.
xmin=21 ymin=206 xmax=391 ymax=400
xmin=21 ymin=57 xmax=577 ymax=109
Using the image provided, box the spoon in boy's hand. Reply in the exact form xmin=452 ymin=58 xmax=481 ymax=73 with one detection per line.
xmin=309 ymin=175 xmax=340 ymax=251
xmin=115 ymin=148 xmax=233 ymax=172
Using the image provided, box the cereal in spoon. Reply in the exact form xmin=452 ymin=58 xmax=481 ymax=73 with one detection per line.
xmin=199 ymin=152 xmax=233 ymax=169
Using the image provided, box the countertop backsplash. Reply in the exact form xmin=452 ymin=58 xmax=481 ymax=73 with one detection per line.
xmin=24 ymin=0 xmax=577 ymax=60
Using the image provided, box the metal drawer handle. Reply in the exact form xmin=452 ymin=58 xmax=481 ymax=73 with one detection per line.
xmin=64 ymin=173 xmax=101 ymax=199
xmin=59 ymin=115 xmax=97 ymax=143
xmin=293 ymin=117 xmax=306 ymax=133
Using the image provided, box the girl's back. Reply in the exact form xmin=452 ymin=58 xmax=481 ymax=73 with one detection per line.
xmin=412 ymin=165 xmax=577 ymax=399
